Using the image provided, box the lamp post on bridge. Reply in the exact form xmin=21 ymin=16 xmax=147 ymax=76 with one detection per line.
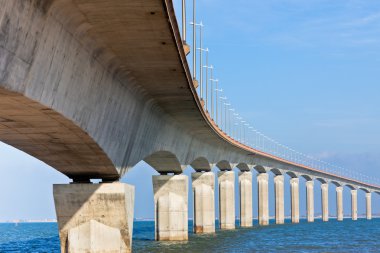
xmin=214 ymin=87 xmax=223 ymax=126
xmin=210 ymin=78 xmax=218 ymax=121
xmin=220 ymin=97 xmax=227 ymax=131
xmin=228 ymin=108 xmax=235 ymax=137
xmin=203 ymin=64 xmax=213 ymax=112
xmin=198 ymin=47 xmax=208 ymax=101
xmin=181 ymin=0 xmax=190 ymax=54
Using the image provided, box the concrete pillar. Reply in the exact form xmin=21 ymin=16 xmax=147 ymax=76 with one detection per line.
xmin=153 ymin=175 xmax=188 ymax=241
xmin=257 ymin=173 xmax=269 ymax=226
xmin=336 ymin=186 xmax=344 ymax=221
xmin=351 ymin=189 xmax=358 ymax=221
xmin=306 ymin=180 xmax=314 ymax=222
xmin=192 ymin=172 xmax=215 ymax=233
xmin=290 ymin=177 xmax=300 ymax=223
xmin=321 ymin=183 xmax=329 ymax=222
xmin=239 ymin=171 xmax=253 ymax=227
xmin=218 ymin=171 xmax=235 ymax=229
xmin=274 ymin=175 xmax=284 ymax=224
xmin=366 ymin=192 xmax=372 ymax=220
xmin=53 ymin=183 xmax=135 ymax=253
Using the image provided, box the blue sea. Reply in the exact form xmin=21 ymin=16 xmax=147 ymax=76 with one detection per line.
xmin=0 ymin=218 xmax=379 ymax=252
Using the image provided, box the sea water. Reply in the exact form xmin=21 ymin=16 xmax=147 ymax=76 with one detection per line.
xmin=0 ymin=218 xmax=379 ymax=252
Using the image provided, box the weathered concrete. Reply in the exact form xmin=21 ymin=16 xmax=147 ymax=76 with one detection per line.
xmin=366 ymin=192 xmax=372 ymax=220
xmin=274 ymin=175 xmax=285 ymax=224
xmin=257 ymin=173 xmax=269 ymax=226
xmin=290 ymin=178 xmax=300 ymax=223
xmin=321 ymin=183 xmax=329 ymax=222
xmin=336 ymin=186 xmax=344 ymax=221
xmin=153 ymin=175 xmax=188 ymax=241
xmin=351 ymin=190 xmax=358 ymax=221
xmin=53 ymin=183 xmax=134 ymax=253
xmin=218 ymin=171 xmax=235 ymax=229
xmin=306 ymin=180 xmax=314 ymax=222
xmin=239 ymin=171 xmax=253 ymax=227
xmin=192 ymin=172 xmax=215 ymax=233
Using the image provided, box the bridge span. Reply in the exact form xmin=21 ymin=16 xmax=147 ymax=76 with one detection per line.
xmin=1 ymin=0 xmax=379 ymax=252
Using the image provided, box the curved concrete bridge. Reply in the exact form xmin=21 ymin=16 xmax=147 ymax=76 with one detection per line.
xmin=1 ymin=0 xmax=379 ymax=252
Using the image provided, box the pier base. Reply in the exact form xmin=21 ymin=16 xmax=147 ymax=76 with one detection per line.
xmin=257 ymin=173 xmax=269 ymax=226
xmin=239 ymin=171 xmax=253 ymax=227
xmin=306 ymin=180 xmax=314 ymax=222
xmin=153 ymin=175 xmax=188 ymax=241
xmin=290 ymin=178 xmax=300 ymax=223
xmin=218 ymin=171 xmax=236 ymax=229
xmin=274 ymin=175 xmax=285 ymax=224
xmin=336 ymin=186 xmax=343 ymax=221
xmin=54 ymin=183 xmax=135 ymax=253
xmin=321 ymin=183 xmax=329 ymax=222
xmin=192 ymin=172 xmax=215 ymax=233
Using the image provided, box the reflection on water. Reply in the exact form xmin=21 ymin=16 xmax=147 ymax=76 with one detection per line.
xmin=0 ymin=219 xmax=379 ymax=252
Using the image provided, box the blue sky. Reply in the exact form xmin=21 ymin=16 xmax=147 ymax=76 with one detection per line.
xmin=1 ymin=0 xmax=380 ymax=221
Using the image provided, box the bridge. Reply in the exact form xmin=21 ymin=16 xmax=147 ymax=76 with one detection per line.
xmin=0 ymin=0 xmax=379 ymax=252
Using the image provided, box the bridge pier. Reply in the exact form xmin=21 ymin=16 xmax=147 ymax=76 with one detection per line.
xmin=351 ymin=190 xmax=358 ymax=220
xmin=290 ymin=177 xmax=300 ymax=223
xmin=257 ymin=173 xmax=269 ymax=226
xmin=153 ymin=175 xmax=188 ymax=241
xmin=192 ymin=172 xmax=215 ymax=233
xmin=53 ymin=183 xmax=135 ymax=253
xmin=336 ymin=186 xmax=344 ymax=221
xmin=306 ymin=180 xmax=314 ymax=222
xmin=321 ymin=183 xmax=329 ymax=222
xmin=218 ymin=171 xmax=236 ymax=229
xmin=239 ymin=171 xmax=253 ymax=227
xmin=274 ymin=175 xmax=285 ymax=224
xmin=366 ymin=192 xmax=372 ymax=220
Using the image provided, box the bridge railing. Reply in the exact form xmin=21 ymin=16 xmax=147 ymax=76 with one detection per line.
xmin=173 ymin=0 xmax=379 ymax=187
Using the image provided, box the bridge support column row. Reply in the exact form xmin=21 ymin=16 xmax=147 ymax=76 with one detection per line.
xmin=321 ymin=183 xmax=329 ymax=222
xmin=239 ymin=171 xmax=253 ymax=227
xmin=274 ymin=175 xmax=285 ymax=224
xmin=218 ymin=171 xmax=236 ymax=229
xmin=290 ymin=178 xmax=299 ymax=223
xmin=192 ymin=172 xmax=215 ymax=233
xmin=336 ymin=186 xmax=344 ymax=221
xmin=54 ymin=183 xmax=135 ymax=253
xmin=306 ymin=180 xmax=314 ymax=222
xmin=257 ymin=173 xmax=269 ymax=226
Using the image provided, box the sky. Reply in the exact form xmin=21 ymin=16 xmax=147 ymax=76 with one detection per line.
xmin=1 ymin=0 xmax=380 ymax=221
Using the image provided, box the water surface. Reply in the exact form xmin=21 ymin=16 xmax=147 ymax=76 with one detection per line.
xmin=0 ymin=219 xmax=379 ymax=252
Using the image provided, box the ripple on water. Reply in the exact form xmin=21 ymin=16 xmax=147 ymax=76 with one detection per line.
xmin=0 ymin=219 xmax=380 ymax=252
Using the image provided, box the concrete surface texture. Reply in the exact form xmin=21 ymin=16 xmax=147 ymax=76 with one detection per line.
xmin=306 ymin=180 xmax=314 ymax=222
xmin=366 ymin=192 xmax=372 ymax=220
xmin=153 ymin=175 xmax=188 ymax=241
xmin=290 ymin=178 xmax=300 ymax=223
xmin=53 ymin=183 xmax=135 ymax=253
xmin=274 ymin=175 xmax=285 ymax=224
xmin=239 ymin=171 xmax=253 ymax=227
xmin=257 ymin=173 xmax=269 ymax=226
xmin=218 ymin=171 xmax=235 ymax=230
xmin=192 ymin=172 xmax=215 ymax=233
xmin=321 ymin=183 xmax=329 ymax=222
xmin=351 ymin=190 xmax=358 ymax=220
xmin=336 ymin=186 xmax=344 ymax=221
